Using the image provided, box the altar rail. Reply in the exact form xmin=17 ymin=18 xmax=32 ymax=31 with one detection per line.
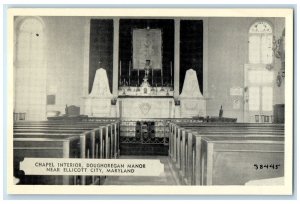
xmin=13 ymin=120 xmax=119 ymax=185
xmin=168 ymin=121 xmax=284 ymax=185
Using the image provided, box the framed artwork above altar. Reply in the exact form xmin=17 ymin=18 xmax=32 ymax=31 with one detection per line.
xmin=119 ymin=19 xmax=174 ymax=87
xmin=132 ymin=28 xmax=162 ymax=70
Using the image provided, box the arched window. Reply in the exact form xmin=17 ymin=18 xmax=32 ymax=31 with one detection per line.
xmin=14 ymin=17 xmax=46 ymax=121
xmin=248 ymin=21 xmax=273 ymax=64
xmin=17 ymin=18 xmax=44 ymax=65
xmin=244 ymin=20 xmax=274 ymax=123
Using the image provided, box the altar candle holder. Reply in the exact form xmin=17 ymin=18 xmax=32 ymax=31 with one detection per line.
xmin=151 ymin=67 xmax=155 ymax=92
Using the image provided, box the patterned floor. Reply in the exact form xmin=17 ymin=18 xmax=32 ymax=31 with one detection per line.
xmin=103 ymin=156 xmax=179 ymax=185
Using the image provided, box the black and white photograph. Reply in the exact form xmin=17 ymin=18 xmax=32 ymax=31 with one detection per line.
xmin=6 ymin=8 xmax=293 ymax=195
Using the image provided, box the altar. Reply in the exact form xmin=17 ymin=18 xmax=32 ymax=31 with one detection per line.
xmin=82 ymin=67 xmax=206 ymax=119
xmin=119 ymin=96 xmax=174 ymax=119
xmin=82 ymin=25 xmax=206 ymax=119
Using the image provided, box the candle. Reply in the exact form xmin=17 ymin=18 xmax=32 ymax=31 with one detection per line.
xmin=129 ymin=61 xmax=131 ymax=85
xmin=138 ymin=67 xmax=139 ymax=85
xmin=170 ymin=61 xmax=173 ymax=86
xmin=170 ymin=61 xmax=172 ymax=77
xmin=161 ymin=69 xmax=163 ymax=86
xmin=152 ymin=66 xmax=154 ymax=85
xmin=129 ymin=61 xmax=131 ymax=77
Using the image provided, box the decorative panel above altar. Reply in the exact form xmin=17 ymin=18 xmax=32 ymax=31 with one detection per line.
xmin=119 ymin=19 xmax=174 ymax=90
xmin=132 ymin=29 xmax=162 ymax=70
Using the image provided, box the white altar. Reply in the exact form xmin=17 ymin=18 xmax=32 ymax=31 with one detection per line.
xmin=83 ymin=68 xmax=206 ymax=118
xmin=119 ymin=97 xmax=174 ymax=119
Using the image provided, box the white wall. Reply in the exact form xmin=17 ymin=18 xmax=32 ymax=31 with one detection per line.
xmin=14 ymin=16 xmax=285 ymax=120
xmin=206 ymin=17 xmax=285 ymax=122
xmin=43 ymin=17 xmax=88 ymax=115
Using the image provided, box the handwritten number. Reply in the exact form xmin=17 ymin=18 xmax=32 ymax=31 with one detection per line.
xmin=254 ymin=164 xmax=258 ymax=170
xmin=254 ymin=164 xmax=280 ymax=170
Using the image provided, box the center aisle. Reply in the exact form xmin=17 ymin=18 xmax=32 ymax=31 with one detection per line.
xmin=103 ymin=156 xmax=179 ymax=185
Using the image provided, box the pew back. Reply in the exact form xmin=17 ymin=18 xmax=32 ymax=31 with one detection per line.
xmin=200 ymin=136 xmax=284 ymax=185
xmin=13 ymin=120 xmax=120 ymax=185
xmin=168 ymin=121 xmax=284 ymax=185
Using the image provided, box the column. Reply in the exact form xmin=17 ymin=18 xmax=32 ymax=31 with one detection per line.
xmin=203 ymin=18 xmax=208 ymax=117
xmin=82 ymin=18 xmax=91 ymax=97
xmin=112 ymin=18 xmax=119 ymax=97
xmin=81 ymin=18 xmax=91 ymax=115
xmin=174 ymin=19 xmax=180 ymax=97
xmin=203 ymin=18 xmax=208 ymax=99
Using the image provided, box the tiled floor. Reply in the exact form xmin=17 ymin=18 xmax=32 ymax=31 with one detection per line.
xmin=104 ymin=156 xmax=179 ymax=185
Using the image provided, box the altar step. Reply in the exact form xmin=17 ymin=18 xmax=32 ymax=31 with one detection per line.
xmin=120 ymin=143 xmax=169 ymax=156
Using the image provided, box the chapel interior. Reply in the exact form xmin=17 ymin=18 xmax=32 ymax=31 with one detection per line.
xmin=12 ymin=16 xmax=286 ymax=186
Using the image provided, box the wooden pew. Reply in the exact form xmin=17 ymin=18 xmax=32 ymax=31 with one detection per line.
xmin=199 ymin=136 xmax=284 ymax=185
xmin=170 ymin=125 xmax=284 ymax=167
xmin=168 ymin=122 xmax=284 ymax=185
xmin=14 ymin=122 xmax=119 ymax=158
xmin=14 ymin=131 xmax=94 ymax=158
xmin=13 ymin=120 xmax=120 ymax=185
xmin=169 ymin=122 xmax=284 ymax=161
xmin=14 ymin=131 xmax=96 ymax=185
xmin=168 ymin=122 xmax=284 ymax=155
xmin=185 ymin=133 xmax=283 ymax=182
xmin=14 ymin=137 xmax=81 ymax=185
